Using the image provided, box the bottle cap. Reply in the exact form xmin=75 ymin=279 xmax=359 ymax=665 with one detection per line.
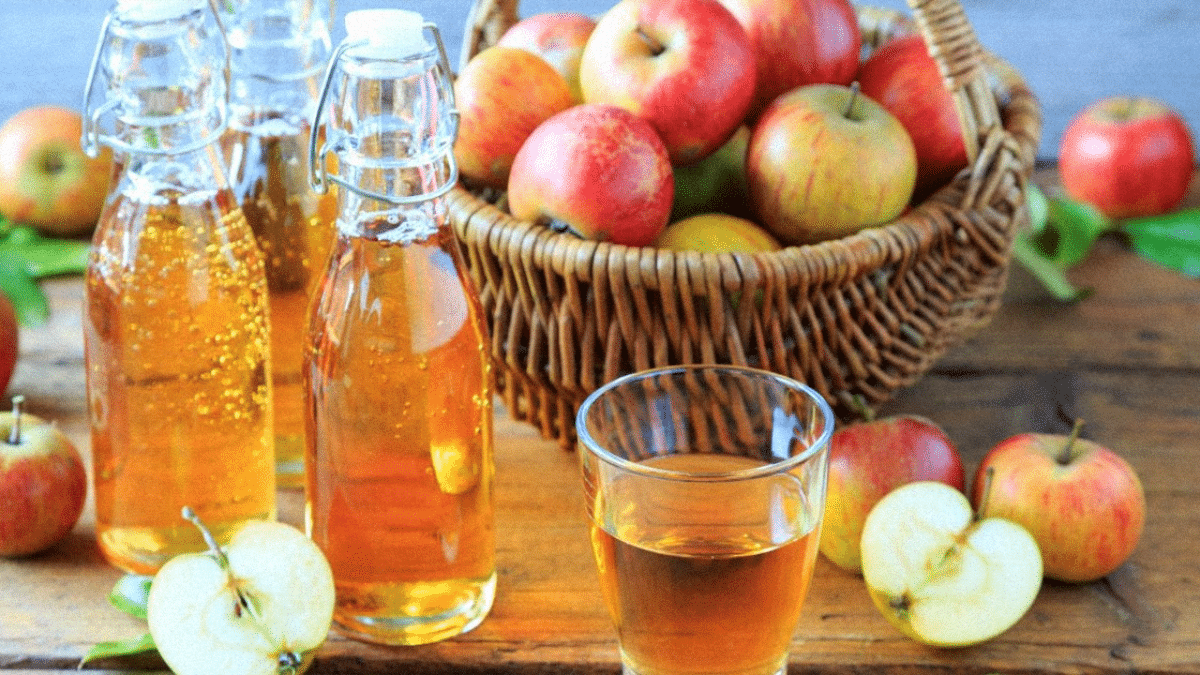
xmin=115 ymin=0 xmax=205 ymax=23
xmin=344 ymin=9 xmax=428 ymax=59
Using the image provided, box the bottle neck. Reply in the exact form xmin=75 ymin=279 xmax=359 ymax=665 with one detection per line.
xmin=334 ymin=154 xmax=453 ymax=243
xmin=112 ymin=141 xmax=233 ymax=197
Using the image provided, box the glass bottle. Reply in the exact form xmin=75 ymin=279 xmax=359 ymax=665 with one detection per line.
xmin=304 ymin=9 xmax=496 ymax=645
xmin=220 ymin=0 xmax=337 ymax=488
xmin=81 ymin=0 xmax=276 ymax=575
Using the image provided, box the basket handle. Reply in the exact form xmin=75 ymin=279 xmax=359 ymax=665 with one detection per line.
xmin=460 ymin=0 xmax=520 ymax=72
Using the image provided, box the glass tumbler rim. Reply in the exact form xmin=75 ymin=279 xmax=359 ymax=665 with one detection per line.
xmin=575 ymin=364 xmax=834 ymax=482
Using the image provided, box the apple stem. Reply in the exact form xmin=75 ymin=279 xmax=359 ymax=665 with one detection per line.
xmin=8 ymin=395 xmax=24 ymax=444
xmin=974 ymin=466 xmax=996 ymax=522
xmin=843 ymin=82 xmax=862 ymax=120
xmin=181 ymin=506 xmax=269 ymax=626
xmin=635 ymin=26 xmax=666 ymax=57
xmin=1056 ymin=418 xmax=1086 ymax=466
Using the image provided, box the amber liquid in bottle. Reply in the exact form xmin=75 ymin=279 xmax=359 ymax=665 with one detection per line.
xmin=85 ymin=185 xmax=276 ymax=575
xmin=305 ymin=221 xmax=495 ymax=645
xmin=224 ymin=122 xmax=336 ymax=486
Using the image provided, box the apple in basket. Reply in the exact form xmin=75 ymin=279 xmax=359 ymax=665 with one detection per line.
xmin=1058 ymin=96 xmax=1195 ymax=219
xmin=717 ymin=0 xmax=861 ymax=120
xmin=746 ymin=83 xmax=916 ymax=245
xmin=653 ymin=212 xmax=781 ymax=253
xmin=579 ymin=0 xmax=756 ymax=165
xmin=508 ymin=103 xmax=674 ymax=247
xmin=670 ymin=125 xmax=753 ymax=222
xmin=453 ymin=45 xmax=575 ymax=189
xmin=496 ymin=12 xmax=597 ymax=104
xmin=858 ymin=34 xmax=969 ymax=202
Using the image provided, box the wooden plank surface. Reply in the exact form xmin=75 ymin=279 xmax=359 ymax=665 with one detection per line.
xmin=4 ymin=170 xmax=1200 ymax=674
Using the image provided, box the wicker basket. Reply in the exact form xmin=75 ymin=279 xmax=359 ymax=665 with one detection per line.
xmin=448 ymin=0 xmax=1042 ymax=449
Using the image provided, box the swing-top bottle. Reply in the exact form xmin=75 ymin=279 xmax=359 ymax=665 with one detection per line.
xmin=81 ymin=0 xmax=276 ymax=574
xmin=304 ymin=9 xmax=495 ymax=645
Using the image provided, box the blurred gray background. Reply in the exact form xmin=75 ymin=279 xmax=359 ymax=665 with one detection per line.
xmin=2 ymin=0 xmax=1197 ymax=163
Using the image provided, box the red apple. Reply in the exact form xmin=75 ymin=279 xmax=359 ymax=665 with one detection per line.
xmin=497 ymin=12 xmax=598 ymax=104
xmin=858 ymin=35 xmax=968 ymax=202
xmin=718 ymin=0 xmax=860 ymax=120
xmin=747 ymin=83 xmax=916 ymax=245
xmin=971 ymin=421 xmax=1146 ymax=583
xmin=819 ymin=414 xmax=965 ymax=573
xmin=578 ymin=0 xmax=756 ymax=165
xmin=1059 ymin=96 xmax=1195 ymax=219
xmin=0 ymin=396 xmax=88 ymax=557
xmin=508 ymin=103 xmax=673 ymax=247
xmin=0 ymin=294 xmax=15 ymax=395
xmin=453 ymin=46 xmax=576 ymax=189
xmin=0 ymin=106 xmax=113 ymax=237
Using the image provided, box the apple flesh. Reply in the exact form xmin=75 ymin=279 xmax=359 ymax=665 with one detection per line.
xmin=0 ymin=396 xmax=88 ymax=557
xmin=747 ymin=83 xmax=916 ymax=245
xmin=1059 ymin=96 xmax=1195 ymax=219
xmin=0 ymin=106 xmax=113 ymax=237
xmin=496 ymin=12 xmax=597 ymax=104
xmin=579 ymin=0 xmax=756 ymax=165
xmin=453 ymin=46 xmax=575 ymax=189
xmin=971 ymin=422 xmax=1146 ymax=583
xmin=858 ymin=35 xmax=969 ymax=202
xmin=147 ymin=509 xmax=336 ymax=675
xmin=820 ymin=414 xmax=964 ymax=574
xmin=718 ymin=0 xmax=861 ymax=120
xmin=508 ymin=103 xmax=673 ymax=247
xmin=861 ymin=481 xmax=1042 ymax=647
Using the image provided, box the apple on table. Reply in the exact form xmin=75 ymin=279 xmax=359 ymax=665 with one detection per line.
xmin=507 ymin=103 xmax=674 ymax=247
xmin=1058 ymin=96 xmax=1195 ymax=219
xmin=496 ymin=12 xmax=597 ymax=104
xmin=746 ymin=83 xmax=916 ymax=245
xmin=453 ymin=46 xmax=575 ymax=190
xmin=578 ymin=0 xmax=756 ymax=166
xmin=0 ymin=105 xmax=113 ymax=238
xmin=0 ymin=395 xmax=88 ymax=558
xmin=718 ymin=0 xmax=861 ymax=120
xmin=971 ymin=420 xmax=1146 ymax=583
xmin=819 ymin=413 xmax=965 ymax=574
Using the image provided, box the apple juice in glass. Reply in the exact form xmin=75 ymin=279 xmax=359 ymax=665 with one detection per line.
xmin=303 ymin=10 xmax=495 ymax=646
xmin=221 ymin=0 xmax=337 ymax=487
xmin=577 ymin=366 xmax=833 ymax=675
xmin=80 ymin=0 xmax=276 ymax=575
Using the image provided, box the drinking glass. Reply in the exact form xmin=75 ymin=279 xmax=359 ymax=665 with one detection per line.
xmin=576 ymin=365 xmax=833 ymax=675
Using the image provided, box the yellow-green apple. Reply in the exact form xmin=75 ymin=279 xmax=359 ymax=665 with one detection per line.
xmin=654 ymin=212 xmax=780 ymax=253
xmin=578 ymin=0 xmax=756 ymax=165
xmin=0 ymin=106 xmax=113 ymax=237
xmin=717 ymin=0 xmax=860 ymax=120
xmin=820 ymin=414 xmax=964 ymax=574
xmin=147 ymin=508 xmax=335 ymax=675
xmin=0 ymin=396 xmax=87 ymax=557
xmin=453 ymin=46 xmax=575 ymax=189
xmin=970 ymin=421 xmax=1146 ymax=583
xmin=861 ymin=481 xmax=1043 ymax=647
xmin=508 ymin=103 xmax=673 ymax=247
xmin=1059 ymin=96 xmax=1195 ymax=219
xmin=496 ymin=12 xmax=598 ymax=104
xmin=0 ymin=294 xmax=15 ymax=394
xmin=747 ymin=83 xmax=916 ymax=245
xmin=670 ymin=125 xmax=752 ymax=222
xmin=858 ymin=35 xmax=968 ymax=202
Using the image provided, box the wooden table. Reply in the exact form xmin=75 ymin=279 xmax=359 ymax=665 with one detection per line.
xmin=4 ymin=170 xmax=1200 ymax=674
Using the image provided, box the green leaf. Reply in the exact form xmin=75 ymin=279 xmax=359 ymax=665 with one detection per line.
xmin=0 ymin=259 xmax=49 ymax=327
xmin=108 ymin=574 xmax=154 ymax=620
xmin=1123 ymin=208 xmax=1200 ymax=277
xmin=1032 ymin=196 xmax=1113 ymax=268
xmin=0 ymin=224 xmax=91 ymax=277
xmin=1025 ymin=183 xmax=1049 ymax=234
xmin=79 ymin=632 xmax=157 ymax=665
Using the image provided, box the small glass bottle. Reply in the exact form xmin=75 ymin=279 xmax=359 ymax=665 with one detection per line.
xmin=81 ymin=0 xmax=276 ymax=575
xmin=220 ymin=0 xmax=337 ymax=487
xmin=304 ymin=9 xmax=496 ymax=645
